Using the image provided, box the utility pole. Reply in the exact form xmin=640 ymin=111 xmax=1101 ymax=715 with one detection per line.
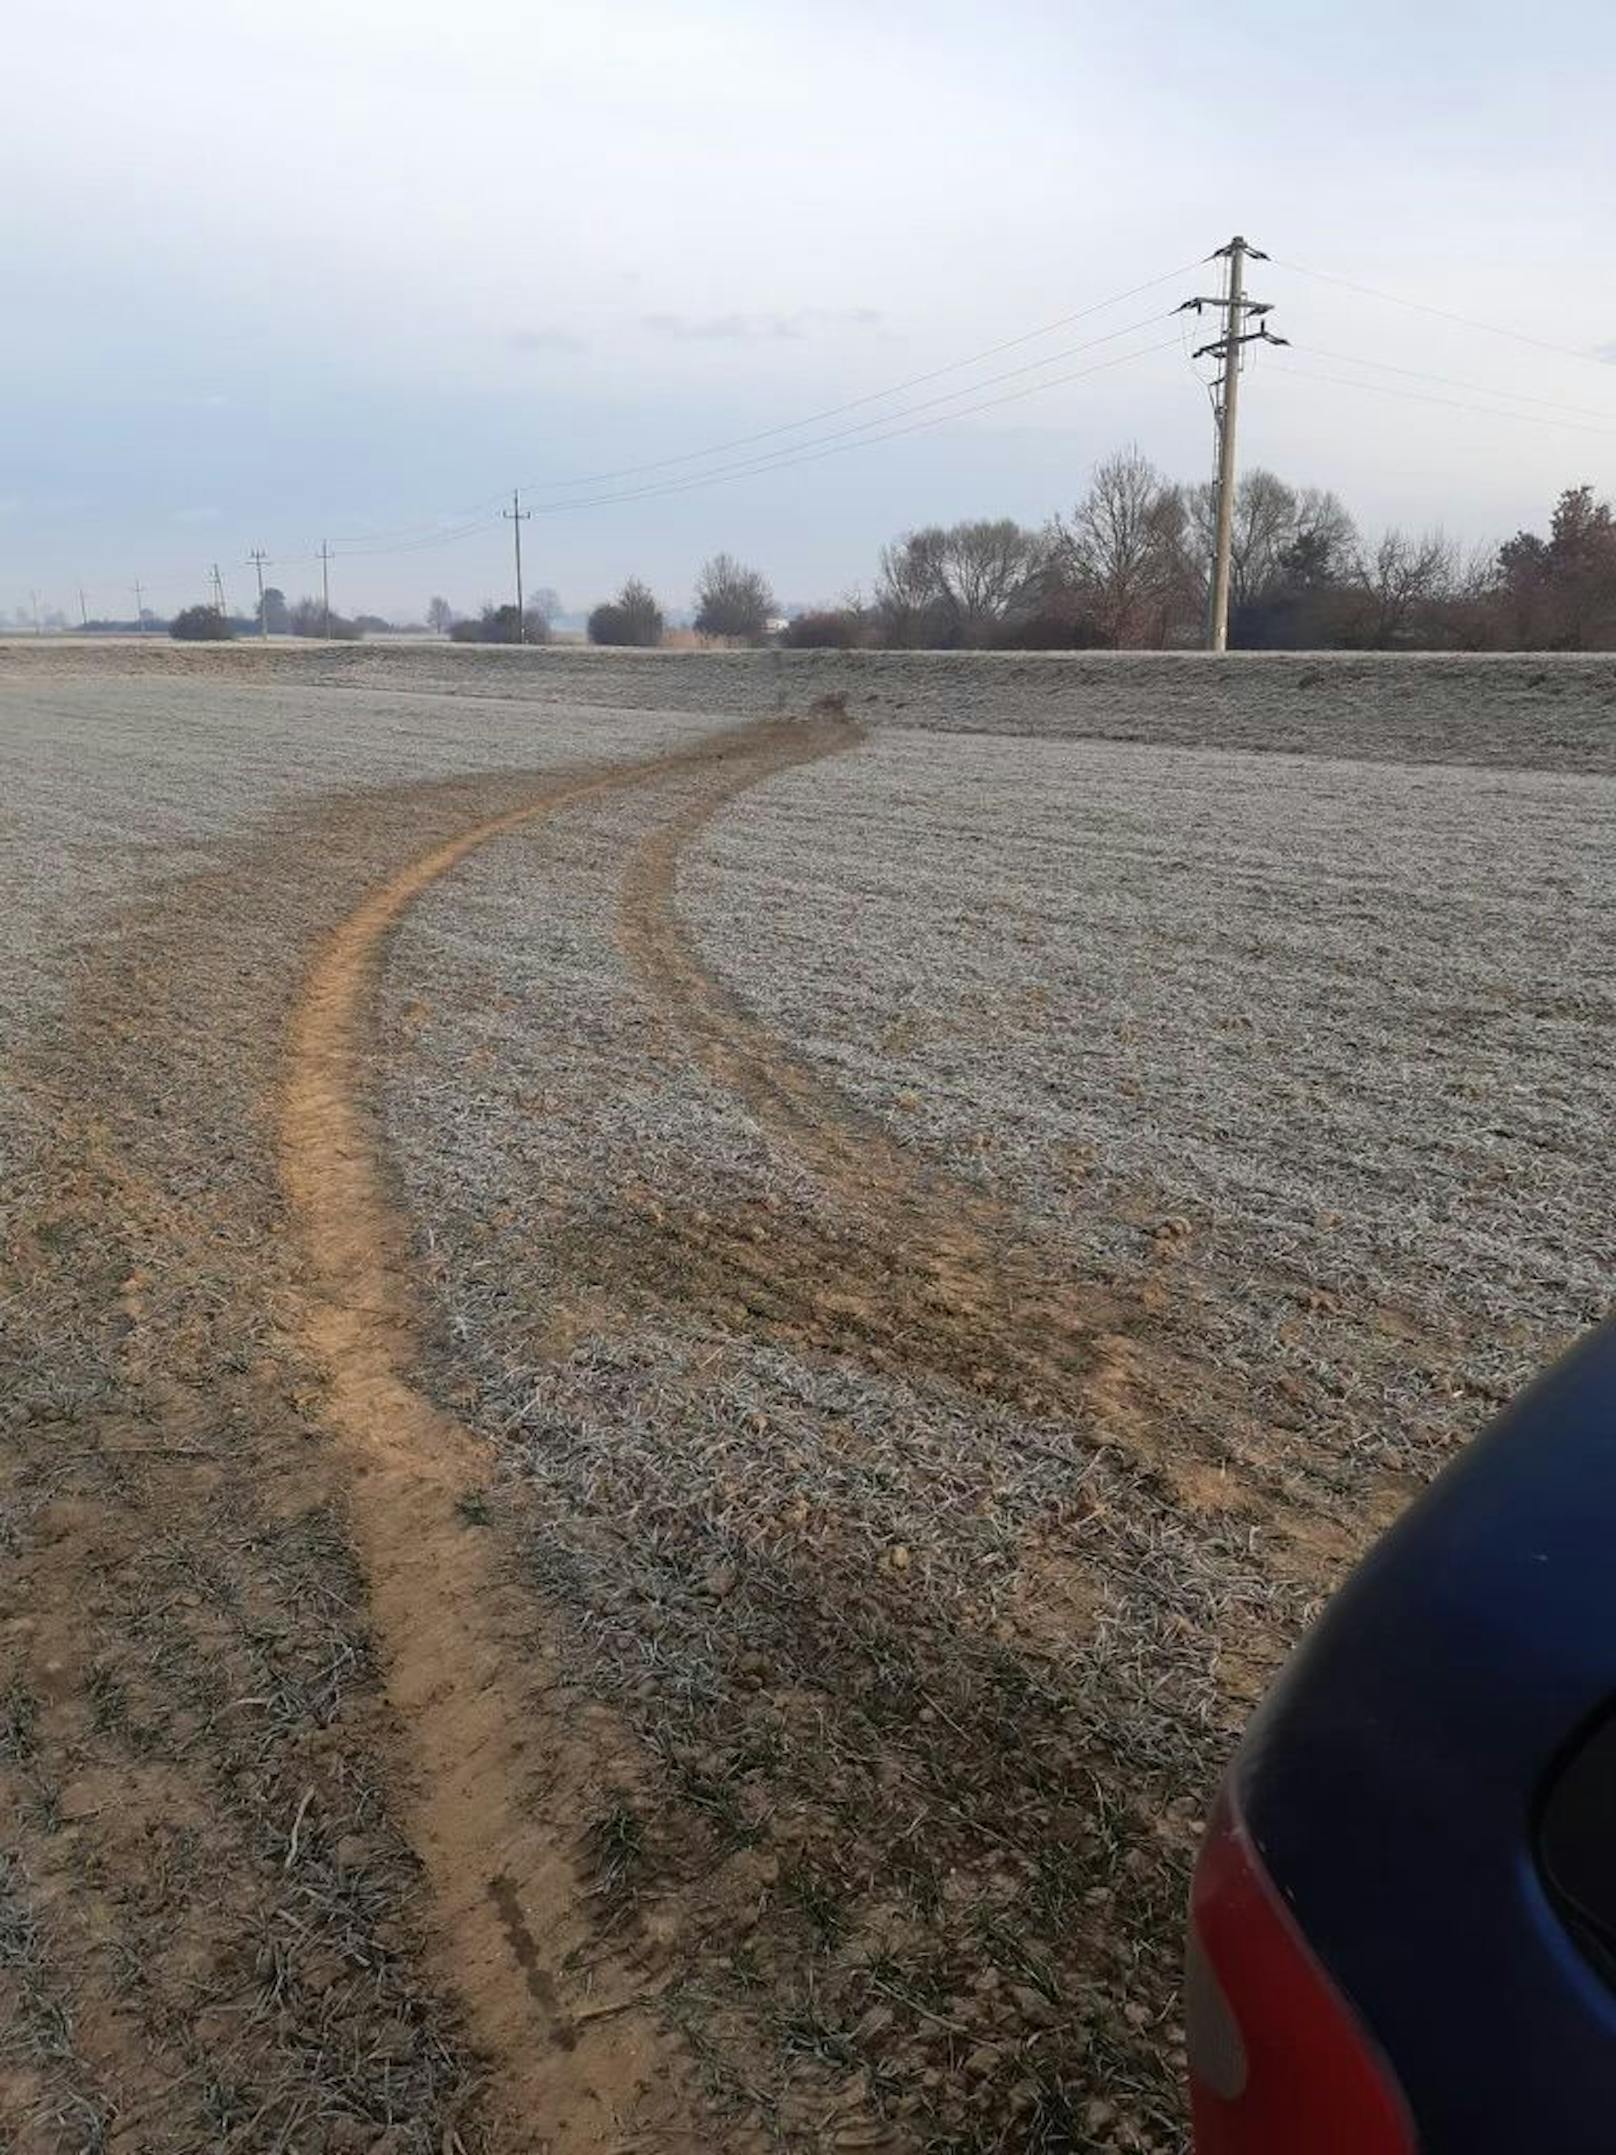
xmin=78 ymin=586 xmax=89 ymax=631
xmin=211 ymin=562 xmax=228 ymax=623
xmin=133 ymin=579 xmax=146 ymax=633
xmin=1179 ymin=237 xmax=1287 ymax=652
xmin=318 ymin=541 xmax=333 ymax=640
xmin=29 ymin=589 xmax=42 ymax=635
xmin=248 ymin=548 xmax=270 ymax=639
xmin=503 ymin=488 xmax=531 ymax=642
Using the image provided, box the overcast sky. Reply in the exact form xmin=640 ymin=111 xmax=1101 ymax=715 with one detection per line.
xmin=4 ymin=0 xmax=1615 ymax=620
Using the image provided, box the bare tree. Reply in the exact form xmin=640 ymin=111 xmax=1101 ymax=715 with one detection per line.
xmin=1188 ymin=468 xmax=1300 ymax=613
xmin=426 ymin=596 xmax=454 ymax=635
xmin=1057 ymin=447 xmax=1195 ymax=646
xmin=875 ymin=520 xmax=1049 ymax=646
xmin=694 ymin=553 xmax=774 ymax=640
xmin=874 ymin=529 xmax=948 ymax=645
xmin=1293 ymin=487 xmax=1357 ymax=575
xmin=1350 ymin=530 xmax=1458 ymax=647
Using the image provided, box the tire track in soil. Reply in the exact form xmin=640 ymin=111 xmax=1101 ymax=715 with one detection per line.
xmin=613 ymin=726 xmax=1358 ymax=1570
xmin=277 ymin=716 xmax=835 ymax=2152
xmin=274 ymin=704 xmax=1339 ymax=2148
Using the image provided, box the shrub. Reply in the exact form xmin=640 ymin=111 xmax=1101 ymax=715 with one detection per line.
xmin=782 ymin=609 xmax=863 ymax=649
xmin=450 ymin=603 xmax=550 ymax=645
xmin=170 ymin=605 xmax=235 ymax=642
xmin=288 ymin=597 xmax=363 ymax=640
xmin=588 ymin=578 xmax=664 ymax=647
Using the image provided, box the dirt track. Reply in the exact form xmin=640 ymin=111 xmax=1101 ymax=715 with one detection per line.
xmin=2 ymin=732 xmax=756 ymax=2150
xmin=2 ymin=708 xmax=1225 ymax=2149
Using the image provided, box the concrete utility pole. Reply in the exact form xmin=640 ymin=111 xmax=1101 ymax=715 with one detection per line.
xmin=248 ymin=548 xmax=270 ymax=639
xmin=29 ymin=589 xmax=42 ymax=635
xmin=1179 ymin=237 xmax=1288 ymax=652
xmin=133 ymin=579 xmax=146 ymax=633
xmin=211 ymin=562 xmax=228 ymax=622
xmin=78 ymin=586 xmax=89 ymax=630
xmin=502 ymin=488 xmax=532 ymax=643
xmin=318 ymin=541 xmax=333 ymax=640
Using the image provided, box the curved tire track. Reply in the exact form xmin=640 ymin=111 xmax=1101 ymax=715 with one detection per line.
xmin=275 ymin=705 xmax=1343 ymax=2144
xmin=277 ymin=717 xmax=836 ymax=2151
xmin=613 ymin=725 xmax=1356 ymax=1564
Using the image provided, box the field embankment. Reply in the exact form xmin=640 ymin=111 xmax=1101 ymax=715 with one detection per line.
xmin=6 ymin=636 xmax=1616 ymax=771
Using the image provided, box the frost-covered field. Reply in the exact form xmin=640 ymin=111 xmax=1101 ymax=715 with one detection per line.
xmin=0 ymin=671 xmax=710 ymax=1158
xmin=372 ymin=701 xmax=1615 ymax=2147
xmin=682 ymin=731 xmax=1616 ymax=1484
xmin=8 ymin=635 xmax=1616 ymax=769
xmin=4 ymin=646 xmax=1614 ymax=2154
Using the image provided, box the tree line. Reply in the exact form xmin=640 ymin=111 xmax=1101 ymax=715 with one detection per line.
xmin=586 ymin=467 xmax=1616 ymax=652
xmin=774 ymin=460 xmax=1616 ymax=652
xmin=154 ymin=462 xmax=1616 ymax=651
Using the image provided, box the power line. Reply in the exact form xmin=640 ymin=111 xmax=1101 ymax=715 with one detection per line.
xmin=506 ymin=260 xmax=1205 ymax=499
xmin=258 ymin=312 xmax=1184 ymax=565
xmin=1272 ymin=256 xmax=1616 ymax=377
xmin=1297 ymin=344 xmax=1616 ymax=428
xmin=518 ymin=311 xmax=1173 ymax=515
xmin=518 ymin=332 xmax=1184 ymax=518
xmin=327 ymin=513 xmax=497 ymax=561
xmin=269 ymin=258 xmax=1205 ymax=559
xmin=1269 ymin=359 xmax=1616 ymax=438
xmin=525 ymin=316 xmax=1180 ymax=519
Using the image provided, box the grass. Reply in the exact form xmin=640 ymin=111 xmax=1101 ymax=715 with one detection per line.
xmin=379 ymin=711 xmax=1612 ymax=2145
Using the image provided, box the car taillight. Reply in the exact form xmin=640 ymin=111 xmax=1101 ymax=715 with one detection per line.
xmin=1188 ymin=1785 xmax=1416 ymax=2153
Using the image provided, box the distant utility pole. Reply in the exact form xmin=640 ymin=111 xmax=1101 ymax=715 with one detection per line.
xmin=503 ymin=488 xmax=531 ymax=642
xmin=1179 ymin=236 xmax=1288 ymax=652
xmin=78 ymin=586 xmax=89 ymax=630
xmin=133 ymin=579 xmax=146 ymax=633
xmin=318 ymin=541 xmax=333 ymax=640
xmin=211 ymin=562 xmax=229 ymax=622
xmin=29 ymin=589 xmax=41 ymax=635
xmin=248 ymin=547 xmax=270 ymax=639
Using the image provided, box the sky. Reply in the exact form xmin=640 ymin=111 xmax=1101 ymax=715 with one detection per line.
xmin=4 ymin=0 xmax=1616 ymax=622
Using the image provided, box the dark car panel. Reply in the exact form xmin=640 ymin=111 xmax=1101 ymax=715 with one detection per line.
xmin=1232 ymin=1319 xmax=1616 ymax=2150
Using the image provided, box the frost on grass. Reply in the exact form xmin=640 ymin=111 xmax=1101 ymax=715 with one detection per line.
xmin=0 ymin=667 xmax=710 ymax=1140
xmin=381 ymin=763 xmax=1314 ymax=2149
xmin=10 ymin=637 xmax=1616 ymax=774
xmin=684 ymin=729 xmax=1616 ymax=1481
xmin=383 ymin=712 xmax=1615 ymax=2146
xmin=0 ymin=675 xmax=718 ymax=2152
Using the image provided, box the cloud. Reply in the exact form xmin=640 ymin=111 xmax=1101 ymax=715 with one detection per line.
xmin=508 ymin=327 xmax=587 ymax=354
xmin=642 ymin=307 xmax=882 ymax=343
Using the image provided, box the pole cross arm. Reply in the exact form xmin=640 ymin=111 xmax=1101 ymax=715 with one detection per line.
xmin=1193 ymin=325 xmax=1290 ymax=360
